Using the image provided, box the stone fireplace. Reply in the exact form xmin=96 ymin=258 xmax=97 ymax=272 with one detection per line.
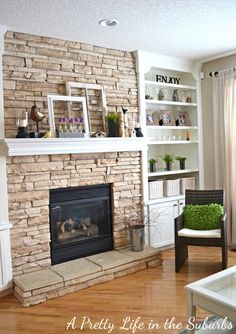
xmin=4 ymin=143 xmax=143 ymax=277
xmin=0 ymin=30 xmax=162 ymax=305
xmin=0 ymin=138 xmax=162 ymax=306
xmin=49 ymin=183 xmax=113 ymax=264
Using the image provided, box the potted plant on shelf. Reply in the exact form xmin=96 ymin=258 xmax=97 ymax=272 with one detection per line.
xmin=161 ymin=153 xmax=175 ymax=171
xmin=176 ymin=156 xmax=187 ymax=170
xmin=149 ymin=158 xmax=157 ymax=173
xmin=105 ymin=112 xmax=120 ymax=137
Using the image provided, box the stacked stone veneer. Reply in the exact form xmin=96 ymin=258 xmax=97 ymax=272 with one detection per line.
xmin=7 ymin=151 xmax=142 ymax=277
xmin=3 ymin=31 xmax=138 ymax=137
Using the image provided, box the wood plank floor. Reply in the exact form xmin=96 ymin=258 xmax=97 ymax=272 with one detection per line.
xmin=0 ymin=247 xmax=236 ymax=334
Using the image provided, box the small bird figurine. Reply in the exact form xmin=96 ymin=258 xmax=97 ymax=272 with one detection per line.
xmin=30 ymin=102 xmax=46 ymax=133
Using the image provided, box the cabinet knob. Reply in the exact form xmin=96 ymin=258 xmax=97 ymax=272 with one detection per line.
xmin=179 ymin=202 xmax=184 ymax=205
xmin=173 ymin=204 xmax=178 ymax=207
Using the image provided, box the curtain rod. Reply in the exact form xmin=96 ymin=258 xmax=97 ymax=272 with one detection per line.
xmin=209 ymin=67 xmax=236 ymax=77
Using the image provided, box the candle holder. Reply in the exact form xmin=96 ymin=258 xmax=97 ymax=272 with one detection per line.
xmin=15 ymin=111 xmax=29 ymax=138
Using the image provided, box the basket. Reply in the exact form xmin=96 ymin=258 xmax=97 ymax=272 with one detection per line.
xmin=163 ymin=179 xmax=180 ymax=197
xmin=149 ymin=180 xmax=163 ymax=199
xmin=180 ymin=177 xmax=195 ymax=194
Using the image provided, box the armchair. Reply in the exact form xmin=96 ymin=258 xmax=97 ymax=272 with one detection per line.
xmin=175 ymin=189 xmax=227 ymax=272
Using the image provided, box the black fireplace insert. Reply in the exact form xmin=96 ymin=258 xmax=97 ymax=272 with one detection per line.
xmin=49 ymin=184 xmax=113 ymax=264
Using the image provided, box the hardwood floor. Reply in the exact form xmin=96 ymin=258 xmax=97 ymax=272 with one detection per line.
xmin=0 ymin=247 xmax=235 ymax=334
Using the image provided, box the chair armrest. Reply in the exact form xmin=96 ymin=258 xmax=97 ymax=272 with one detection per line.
xmin=220 ymin=212 xmax=227 ymax=236
xmin=175 ymin=214 xmax=184 ymax=234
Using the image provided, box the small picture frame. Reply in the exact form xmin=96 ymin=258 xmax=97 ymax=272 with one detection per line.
xmin=176 ymin=111 xmax=191 ymax=126
xmin=146 ymin=113 xmax=154 ymax=124
xmin=159 ymin=110 xmax=174 ymax=125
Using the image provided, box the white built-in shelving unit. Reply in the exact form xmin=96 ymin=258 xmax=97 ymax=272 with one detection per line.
xmin=135 ymin=51 xmax=203 ymax=249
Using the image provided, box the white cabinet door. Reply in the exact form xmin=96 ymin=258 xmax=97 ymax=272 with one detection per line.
xmin=178 ymin=199 xmax=185 ymax=215
xmin=147 ymin=200 xmax=179 ymax=248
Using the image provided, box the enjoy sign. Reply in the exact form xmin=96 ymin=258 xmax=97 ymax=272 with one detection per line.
xmin=156 ymin=75 xmax=181 ymax=85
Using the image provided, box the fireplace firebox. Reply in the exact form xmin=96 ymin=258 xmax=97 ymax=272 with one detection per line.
xmin=49 ymin=184 xmax=113 ymax=264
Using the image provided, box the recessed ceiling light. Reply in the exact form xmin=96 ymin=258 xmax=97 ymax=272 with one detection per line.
xmin=99 ymin=19 xmax=119 ymax=27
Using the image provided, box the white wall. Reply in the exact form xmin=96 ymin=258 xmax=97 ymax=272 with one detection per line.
xmin=201 ymin=53 xmax=236 ymax=188
xmin=0 ymin=26 xmax=13 ymax=295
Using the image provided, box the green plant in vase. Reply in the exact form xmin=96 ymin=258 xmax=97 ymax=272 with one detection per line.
xmin=149 ymin=158 xmax=157 ymax=173
xmin=105 ymin=112 xmax=120 ymax=137
xmin=176 ymin=156 xmax=187 ymax=170
xmin=161 ymin=153 xmax=175 ymax=171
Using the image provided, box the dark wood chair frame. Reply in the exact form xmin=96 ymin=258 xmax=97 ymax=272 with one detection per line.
xmin=175 ymin=189 xmax=227 ymax=272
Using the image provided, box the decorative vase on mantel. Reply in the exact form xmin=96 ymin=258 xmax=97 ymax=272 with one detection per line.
xmin=107 ymin=120 xmax=119 ymax=137
xmin=105 ymin=112 xmax=120 ymax=137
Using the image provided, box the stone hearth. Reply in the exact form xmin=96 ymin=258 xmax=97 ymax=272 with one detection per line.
xmin=14 ymin=246 xmax=162 ymax=307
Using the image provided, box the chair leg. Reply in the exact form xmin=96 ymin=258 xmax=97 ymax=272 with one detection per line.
xmin=222 ymin=245 xmax=228 ymax=270
xmin=175 ymin=243 xmax=188 ymax=272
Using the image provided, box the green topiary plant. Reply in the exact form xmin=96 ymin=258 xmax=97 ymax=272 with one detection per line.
xmin=105 ymin=112 xmax=120 ymax=137
xmin=149 ymin=158 xmax=156 ymax=164
xmin=105 ymin=112 xmax=120 ymax=123
xmin=176 ymin=155 xmax=187 ymax=170
xmin=160 ymin=153 xmax=175 ymax=171
xmin=175 ymin=156 xmax=186 ymax=162
xmin=183 ymin=204 xmax=224 ymax=230
xmin=149 ymin=158 xmax=157 ymax=173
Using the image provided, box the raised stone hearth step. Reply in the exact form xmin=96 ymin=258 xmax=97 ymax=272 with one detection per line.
xmin=13 ymin=246 xmax=162 ymax=307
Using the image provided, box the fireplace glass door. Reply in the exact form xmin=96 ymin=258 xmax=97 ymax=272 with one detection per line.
xmin=49 ymin=184 xmax=113 ymax=264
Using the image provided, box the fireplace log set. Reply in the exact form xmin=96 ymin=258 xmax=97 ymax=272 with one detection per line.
xmin=57 ymin=216 xmax=99 ymax=242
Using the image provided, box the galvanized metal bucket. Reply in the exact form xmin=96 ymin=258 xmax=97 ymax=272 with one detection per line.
xmin=129 ymin=225 xmax=144 ymax=252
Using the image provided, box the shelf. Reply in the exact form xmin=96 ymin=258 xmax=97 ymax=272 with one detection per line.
xmin=145 ymin=99 xmax=197 ymax=107
xmin=145 ymin=80 xmax=196 ymax=90
xmin=148 ymin=168 xmax=199 ymax=177
xmin=146 ymin=125 xmax=198 ymax=130
xmin=148 ymin=140 xmax=198 ymax=145
xmin=0 ymin=137 xmax=147 ymax=156
xmin=147 ymin=194 xmax=185 ymax=205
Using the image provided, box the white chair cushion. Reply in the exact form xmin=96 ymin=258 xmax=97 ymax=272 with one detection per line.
xmin=178 ymin=228 xmax=221 ymax=238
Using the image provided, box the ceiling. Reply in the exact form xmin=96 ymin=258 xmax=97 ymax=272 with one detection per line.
xmin=0 ymin=0 xmax=236 ymax=61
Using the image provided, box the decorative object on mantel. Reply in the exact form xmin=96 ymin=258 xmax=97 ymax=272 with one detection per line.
xmin=29 ymin=102 xmax=46 ymax=138
xmin=134 ymin=126 xmax=143 ymax=137
xmin=91 ymin=131 xmax=106 ymax=138
xmin=42 ymin=130 xmax=52 ymax=138
xmin=105 ymin=112 xmax=120 ymax=137
xmin=120 ymin=106 xmax=129 ymax=137
xmin=47 ymin=95 xmax=89 ymax=138
xmin=58 ymin=117 xmax=85 ymax=138
xmin=15 ymin=111 xmax=29 ymax=138
xmin=66 ymin=82 xmax=108 ymax=133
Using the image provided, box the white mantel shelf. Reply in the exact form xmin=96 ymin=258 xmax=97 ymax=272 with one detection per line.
xmin=0 ymin=138 xmax=147 ymax=156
